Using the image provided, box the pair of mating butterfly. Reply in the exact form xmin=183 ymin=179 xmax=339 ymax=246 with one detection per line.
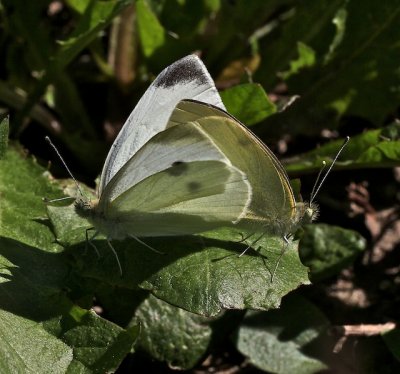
xmin=54 ymin=55 xmax=319 ymax=272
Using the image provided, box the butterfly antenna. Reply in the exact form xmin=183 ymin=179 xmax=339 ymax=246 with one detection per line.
xmin=310 ymin=160 xmax=327 ymax=204
xmin=45 ymin=136 xmax=87 ymax=200
xmin=310 ymin=136 xmax=350 ymax=204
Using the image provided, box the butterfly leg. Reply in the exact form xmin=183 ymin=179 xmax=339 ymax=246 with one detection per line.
xmin=239 ymin=232 xmax=267 ymax=257
xmin=270 ymin=235 xmax=290 ymax=283
xmin=86 ymin=227 xmax=100 ymax=257
xmin=106 ymin=240 xmax=123 ymax=276
xmin=128 ymin=235 xmax=165 ymax=255
xmin=237 ymin=231 xmax=255 ymax=243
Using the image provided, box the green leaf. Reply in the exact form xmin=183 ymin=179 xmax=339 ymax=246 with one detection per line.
xmin=56 ymin=0 xmax=132 ymax=69
xmin=47 ymin=204 xmax=310 ymax=317
xmin=0 ymin=146 xmax=63 ymax=249
xmin=66 ymin=0 xmax=92 ymax=14
xmin=0 ymin=309 xmax=75 ymax=373
xmin=134 ymin=294 xmax=214 ymax=369
xmin=0 ymin=146 xmax=139 ymax=372
xmin=299 ymin=224 xmax=366 ymax=281
xmin=280 ymin=42 xmax=316 ymax=80
xmin=136 ymin=0 xmax=184 ymax=67
xmin=221 ymin=83 xmax=276 ymax=125
xmin=284 ymin=125 xmax=400 ymax=174
xmin=136 ymin=0 xmax=166 ymax=58
xmin=234 ymin=294 xmax=330 ymax=374
xmin=0 ymin=116 xmax=9 ymax=159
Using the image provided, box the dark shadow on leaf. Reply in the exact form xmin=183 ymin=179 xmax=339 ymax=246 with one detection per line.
xmin=65 ymin=234 xmax=257 ymax=287
xmin=0 ymin=236 xmax=71 ymax=321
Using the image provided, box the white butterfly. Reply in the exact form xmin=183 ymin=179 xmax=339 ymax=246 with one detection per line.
xmin=75 ymin=55 xmax=252 ymax=251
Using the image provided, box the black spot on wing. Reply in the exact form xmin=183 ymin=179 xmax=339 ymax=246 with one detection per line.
xmin=155 ymin=56 xmax=208 ymax=88
xmin=187 ymin=181 xmax=201 ymax=192
xmin=167 ymin=161 xmax=188 ymax=176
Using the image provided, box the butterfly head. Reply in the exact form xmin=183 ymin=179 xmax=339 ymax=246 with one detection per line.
xmin=75 ymin=197 xmax=96 ymax=219
xmin=294 ymin=201 xmax=319 ymax=227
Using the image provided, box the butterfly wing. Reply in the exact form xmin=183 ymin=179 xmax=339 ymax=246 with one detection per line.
xmin=96 ymin=121 xmax=252 ymax=237
xmin=168 ymin=100 xmax=297 ymax=231
xmin=101 ymin=160 xmax=250 ymax=237
xmin=100 ymin=121 xmax=238 ymax=202
xmin=99 ymin=55 xmax=225 ymax=194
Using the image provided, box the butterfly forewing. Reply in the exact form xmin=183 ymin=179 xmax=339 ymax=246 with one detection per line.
xmin=99 ymin=121 xmax=236 ymax=203
xmin=99 ymin=56 xmax=226 ymax=194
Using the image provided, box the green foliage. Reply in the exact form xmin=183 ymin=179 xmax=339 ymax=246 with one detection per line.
xmin=299 ymin=224 xmax=366 ymax=282
xmin=221 ymin=83 xmax=276 ymax=125
xmin=1 ymin=0 xmax=399 ymax=372
xmin=285 ymin=121 xmax=400 ymax=173
xmin=234 ymin=294 xmax=331 ymax=373
xmin=0 ymin=147 xmax=138 ymax=372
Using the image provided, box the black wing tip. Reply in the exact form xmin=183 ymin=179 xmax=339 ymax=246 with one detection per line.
xmin=155 ymin=55 xmax=210 ymax=88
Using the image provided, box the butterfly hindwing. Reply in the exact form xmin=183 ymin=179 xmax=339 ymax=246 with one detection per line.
xmin=168 ymin=100 xmax=297 ymax=230
xmin=99 ymin=160 xmax=251 ymax=237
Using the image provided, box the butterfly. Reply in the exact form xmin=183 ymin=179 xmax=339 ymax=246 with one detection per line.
xmin=73 ymin=55 xmax=253 ymax=264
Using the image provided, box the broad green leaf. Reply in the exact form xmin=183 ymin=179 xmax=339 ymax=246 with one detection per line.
xmin=136 ymin=0 xmax=167 ymax=57
xmin=136 ymin=0 xmax=184 ymax=67
xmin=136 ymin=0 xmax=166 ymax=58
xmin=221 ymin=83 xmax=276 ymax=125
xmin=234 ymin=294 xmax=330 ymax=374
xmin=0 ymin=146 xmax=62 ymax=249
xmin=284 ymin=125 xmax=400 ymax=174
xmin=48 ymin=202 xmax=310 ymax=317
xmin=96 ymin=289 xmax=243 ymax=370
xmin=0 ymin=146 xmax=138 ymax=372
xmin=134 ymin=294 xmax=214 ymax=369
xmin=0 ymin=309 xmax=74 ymax=373
xmin=0 ymin=116 xmax=9 ymax=159
xmin=299 ymin=224 xmax=366 ymax=281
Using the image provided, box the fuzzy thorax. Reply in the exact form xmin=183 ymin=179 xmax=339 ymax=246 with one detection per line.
xmin=74 ymin=198 xmax=127 ymax=240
